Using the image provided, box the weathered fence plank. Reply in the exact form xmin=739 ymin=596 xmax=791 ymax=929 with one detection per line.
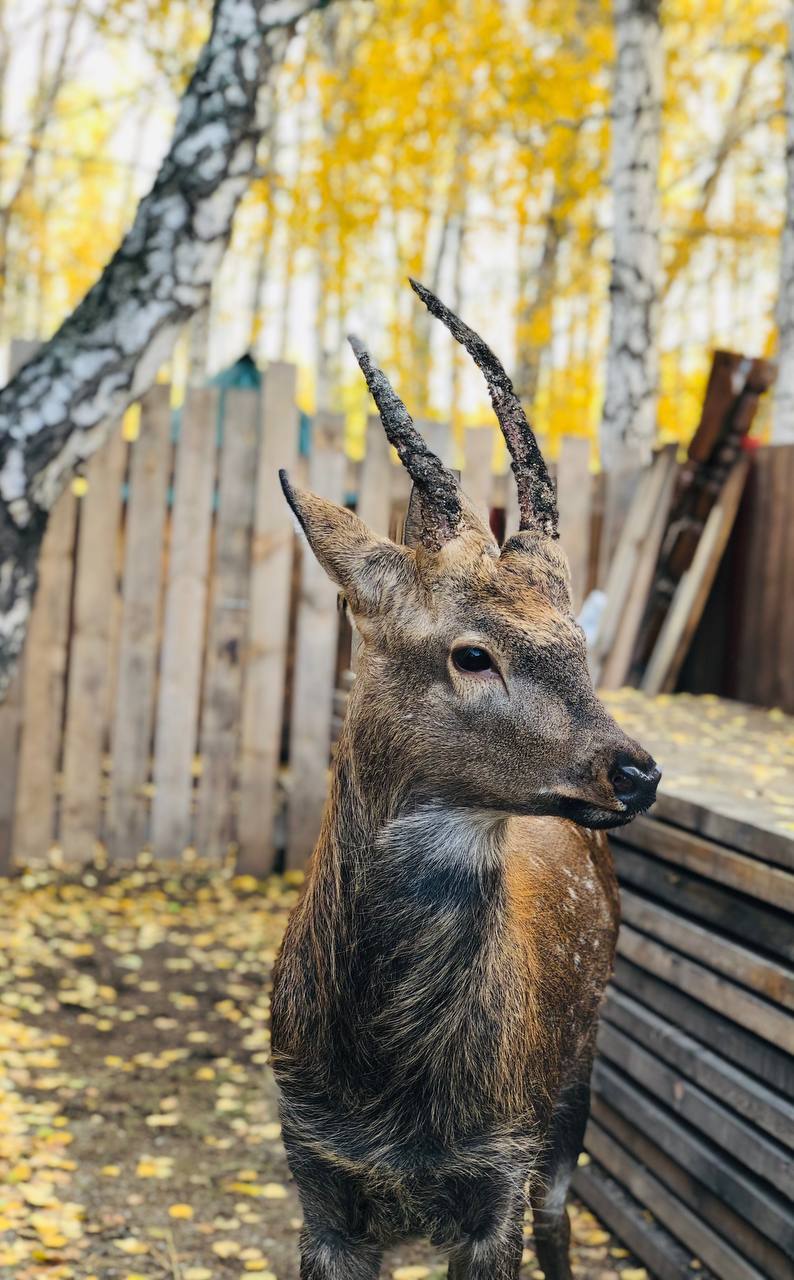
xmin=107 ymin=388 xmax=172 ymax=860
xmin=556 ymin=436 xmax=591 ymax=612
xmin=151 ymin=388 xmax=217 ymax=857
xmin=286 ymin=413 xmax=345 ymax=869
xmin=357 ymin=413 xmax=392 ymax=537
xmin=237 ymin=363 xmax=298 ymax=874
xmin=463 ymin=425 xmax=495 ymax=528
xmin=13 ymin=490 xmax=77 ymax=863
xmin=0 ymin=340 xmax=44 ymax=869
xmin=60 ymin=430 xmax=126 ymax=862
xmin=196 ymin=388 xmax=259 ymax=856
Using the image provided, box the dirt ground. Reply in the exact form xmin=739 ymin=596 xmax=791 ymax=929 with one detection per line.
xmin=0 ymin=860 xmax=646 ymax=1280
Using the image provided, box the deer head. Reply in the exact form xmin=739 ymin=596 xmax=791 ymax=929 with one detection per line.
xmin=281 ymin=282 xmax=659 ymax=830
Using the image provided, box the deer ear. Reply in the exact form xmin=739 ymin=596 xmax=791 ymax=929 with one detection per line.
xmin=279 ymin=471 xmax=416 ymax=616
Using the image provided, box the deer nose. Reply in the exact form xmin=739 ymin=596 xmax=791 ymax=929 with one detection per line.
xmin=608 ymin=753 xmax=661 ymax=811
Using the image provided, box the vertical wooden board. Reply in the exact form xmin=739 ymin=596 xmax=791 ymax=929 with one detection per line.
xmin=600 ymin=447 xmax=678 ymax=689
xmin=13 ymin=490 xmax=77 ymax=865
xmin=763 ymin=446 xmax=791 ymax=710
xmin=420 ymin=419 xmax=453 ymax=468
xmin=0 ymin=340 xmax=43 ymax=870
xmin=151 ymin=388 xmax=217 ymax=858
xmin=503 ymin=466 xmax=521 ymax=541
xmin=463 ymin=425 xmax=495 ymax=528
xmin=642 ymin=456 xmax=750 ymax=696
xmin=286 ymin=415 xmax=345 ymax=869
xmin=60 ymin=431 xmax=126 ymax=862
xmin=590 ymin=455 xmax=666 ymax=682
xmin=237 ymin=363 xmax=299 ymax=874
xmin=107 ymin=388 xmax=171 ymax=861
xmin=357 ymin=414 xmax=392 ymax=537
xmin=196 ymin=389 xmax=259 ymax=857
xmin=733 ymin=452 xmax=767 ymax=706
xmin=0 ymin=668 xmax=23 ymax=872
xmin=597 ymin=466 xmax=642 ymax=587
xmin=780 ymin=448 xmax=794 ymax=713
xmin=556 ymin=436 xmax=592 ymax=612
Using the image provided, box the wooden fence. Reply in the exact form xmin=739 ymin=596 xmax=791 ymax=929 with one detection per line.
xmin=0 ymin=365 xmax=601 ymax=872
xmin=0 ymin=357 xmax=792 ymax=872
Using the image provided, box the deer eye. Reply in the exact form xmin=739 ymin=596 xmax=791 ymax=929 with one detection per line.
xmin=452 ymin=645 xmax=493 ymax=674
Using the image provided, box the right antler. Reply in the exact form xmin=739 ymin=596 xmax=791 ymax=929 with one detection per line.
xmin=409 ymin=279 xmax=558 ymax=540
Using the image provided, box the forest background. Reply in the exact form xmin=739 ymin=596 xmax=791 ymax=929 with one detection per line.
xmin=0 ymin=0 xmax=788 ymax=464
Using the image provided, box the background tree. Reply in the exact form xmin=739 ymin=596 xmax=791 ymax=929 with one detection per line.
xmin=599 ymin=0 xmax=663 ymax=472
xmin=0 ymin=0 xmax=330 ymax=695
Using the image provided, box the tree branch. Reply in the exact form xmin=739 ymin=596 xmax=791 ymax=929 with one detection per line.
xmin=0 ymin=0 xmax=332 ymax=695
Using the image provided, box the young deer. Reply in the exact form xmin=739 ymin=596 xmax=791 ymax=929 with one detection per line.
xmin=271 ymin=280 xmax=660 ymax=1280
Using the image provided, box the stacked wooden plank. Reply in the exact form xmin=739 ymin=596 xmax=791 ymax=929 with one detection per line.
xmin=592 ymin=351 xmax=776 ymax=696
xmin=573 ymin=692 xmax=794 ymax=1280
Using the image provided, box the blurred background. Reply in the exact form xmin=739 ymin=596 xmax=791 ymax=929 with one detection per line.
xmin=1 ymin=0 xmax=787 ymax=449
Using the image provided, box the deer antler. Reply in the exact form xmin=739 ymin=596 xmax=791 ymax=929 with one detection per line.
xmin=347 ymin=333 xmax=464 ymax=551
xmin=409 ymin=278 xmax=558 ymax=540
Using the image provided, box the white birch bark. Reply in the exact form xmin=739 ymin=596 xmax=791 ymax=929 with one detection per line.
xmin=600 ymin=0 xmax=663 ymax=472
xmin=774 ymin=2 xmax=794 ymax=443
xmin=0 ymin=0 xmax=331 ymax=695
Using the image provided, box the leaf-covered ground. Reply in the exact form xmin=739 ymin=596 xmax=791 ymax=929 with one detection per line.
xmin=0 ymin=861 xmax=646 ymax=1280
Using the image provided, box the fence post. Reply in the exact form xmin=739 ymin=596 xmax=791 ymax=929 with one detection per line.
xmin=12 ymin=490 xmax=77 ymax=865
xmin=357 ymin=413 xmax=392 ymax=536
xmin=463 ymin=425 xmax=495 ymax=528
xmin=237 ymin=362 xmax=299 ymax=874
xmin=60 ymin=430 xmax=126 ymax=863
xmin=0 ymin=340 xmax=43 ymax=869
xmin=557 ymin=436 xmax=592 ymax=613
xmin=196 ymin=388 xmax=259 ymax=857
xmin=286 ymin=413 xmax=345 ymax=869
xmin=107 ymin=387 xmax=172 ymax=860
xmin=151 ymin=388 xmax=217 ymax=858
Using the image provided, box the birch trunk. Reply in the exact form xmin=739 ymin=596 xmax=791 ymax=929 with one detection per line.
xmin=600 ymin=0 xmax=663 ymax=471
xmin=0 ymin=0 xmax=330 ymax=695
xmin=775 ymin=1 xmax=794 ymax=443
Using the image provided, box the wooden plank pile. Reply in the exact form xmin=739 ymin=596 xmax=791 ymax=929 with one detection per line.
xmin=573 ymin=692 xmax=794 ymax=1280
xmin=591 ymin=351 xmax=775 ymax=694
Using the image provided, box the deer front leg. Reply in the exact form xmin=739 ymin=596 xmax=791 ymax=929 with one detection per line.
xmin=299 ymin=1227 xmax=381 ymax=1280
xmin=444 ymin=1174 xmax=525 ymax=1280
xmin=530 ymin=1072 xmax=593 ymax=1280
xmin=286 ymin=1144 xmax=382 ymax=1280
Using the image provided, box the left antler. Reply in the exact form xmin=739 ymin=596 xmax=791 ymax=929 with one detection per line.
xmin=348 ymin=334 xmax=464 ymax=551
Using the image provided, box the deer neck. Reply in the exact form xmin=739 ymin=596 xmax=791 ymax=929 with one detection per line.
xmin=316 ymin=718 xmax=509 ymax=892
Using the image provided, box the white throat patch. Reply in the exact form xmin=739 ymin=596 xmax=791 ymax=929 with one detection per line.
xmin=379 ymin=802 xmax=507 ymax=872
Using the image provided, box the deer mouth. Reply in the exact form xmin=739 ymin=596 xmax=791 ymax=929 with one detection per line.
xmin=556 ymin=795 xmax=655 ymax=830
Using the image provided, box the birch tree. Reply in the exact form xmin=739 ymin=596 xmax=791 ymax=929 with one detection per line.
xmin=600 ymin=0 xmax=663 ymax=471
xmin=775 ymin=1 xmax=794 ymax=443
xmin=0 ymin=0 xmax=330 ymax=695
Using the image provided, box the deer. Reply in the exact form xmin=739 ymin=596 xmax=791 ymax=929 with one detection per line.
xmin=270 ymin=279 xmax=661 ymax=1280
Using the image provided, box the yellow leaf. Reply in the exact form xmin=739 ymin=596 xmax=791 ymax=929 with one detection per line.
xmin=581 ymin=1229 xmax=609 ymax=1245
xmin=621 ymin=1271 xmax=648 ymax=1280
xmin=261 ymin=1183 xmax=288 ymax=1199
xmin=114 ymin=1238 xmax=150 ymax=1255
xmin=212 ymin=1240 xmax=242 ymax=1258
xmin=393 ymin=1270 xmax=431 ymax=1280
xmin=169 ymin=1203 xmax=194 ymax=1219
xmin=22 ymin=1180 xmax=57 ymax=1207
xmin=185 ymin=1270 xmax=213 ymax=1280
xmin=101 ymin=1164 xmax=121 ymax=1177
